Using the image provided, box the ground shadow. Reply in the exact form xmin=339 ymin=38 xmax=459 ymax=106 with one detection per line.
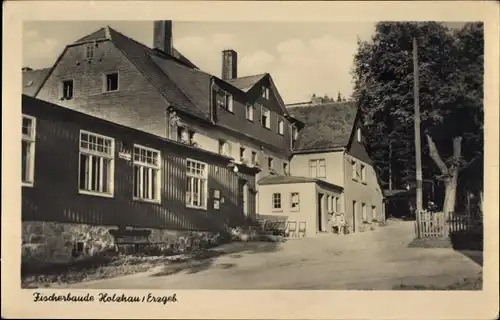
xmin=449 ymin=229 xmax=483 ymax=266
xmin=149 ymin=241 xmax=282 ymax=277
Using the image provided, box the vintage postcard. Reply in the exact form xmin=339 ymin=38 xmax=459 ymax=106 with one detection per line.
xmin=2 ymin=1 xmax=499 ymax=319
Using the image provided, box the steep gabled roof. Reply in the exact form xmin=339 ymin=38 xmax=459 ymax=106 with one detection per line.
xmin=22 ymin=68 xmax=51 ymax=97
xmin=226 ymin=74 xmax=267 ymax=92
xmin=287 ymin=101 xmax=359 ymax=152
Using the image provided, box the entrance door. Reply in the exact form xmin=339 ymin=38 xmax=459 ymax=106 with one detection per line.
xmin=318 ymin=193 xmax=324 ymax=232
xmin=238 ymin=179 xmax=249 ymax=218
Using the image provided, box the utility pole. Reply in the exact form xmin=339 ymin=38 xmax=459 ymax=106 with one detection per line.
xmin=413 ymin=37 xmax=423 ymax=237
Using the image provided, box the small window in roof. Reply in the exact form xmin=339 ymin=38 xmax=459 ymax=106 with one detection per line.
xmin=26 ymin=80 xmax=35 ymax=87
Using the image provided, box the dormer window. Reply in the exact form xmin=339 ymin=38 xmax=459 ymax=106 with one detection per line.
xmin=261 ymin=106 xmax=270 ymax=129
xmin=85 ymin=44 xmax=95 ymax=59
xmin=262 ymin=86 xmax=270 ymax=99
xmin=357 ymin=128 xmax=361 ymax=142
xmin=220 ymin=92 xmax=233 ymax=113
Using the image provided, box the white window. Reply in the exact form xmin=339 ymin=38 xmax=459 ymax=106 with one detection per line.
xmin=262 ymin=86 xmax=270 ymax=99
xmin=291 ymin=192 xmax=300 ymax=211
xmin=133 ymin=145 xmax=161 ymax=202
xmin=104 ymin=72 xmax=119 ymax=92
xmin=272 ymin=193 xmax=281 ymax=210
xmin=278 ymin=119 xmax=284 ymax=135
xmin=85 ymin=44 xmax=95 ymax=59
xmin=186 ymin=159 xmax=208 ymax=209
xmin=79 ymin=131 xmax=114 ymax=196
xmin=225 ymin=93 xmax=234 ymax=112
xmin=360 ymin=164 xmax=366 ymax=182
xmin=246 ymin=104 xmax=254 ymax=121
xmin=61 ymin=80 xmax=74 ymax=99
xmin=261 ymin=106 xmax=270 ymax=129
xmin=362 ymin=203 xmax=367 ymax=221
xmin=351 ymin=160 xmax=357 ymax=180
xmin=357 ymin=128 xmax=361 ymax=142
xmin=309 ymin=159 xmax=326 ymax=178
xmin=22 ymin=115 xmax=36 ymax=186
xmin=327 ymin=195 xmax=332 ymax=212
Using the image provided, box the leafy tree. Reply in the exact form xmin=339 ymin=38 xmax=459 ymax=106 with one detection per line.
xmin=352 ymin=22 xmax=483 ymax=214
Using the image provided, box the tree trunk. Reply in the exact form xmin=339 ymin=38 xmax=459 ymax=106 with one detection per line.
xmin=426 ymin=135 xmax=463 ymax=217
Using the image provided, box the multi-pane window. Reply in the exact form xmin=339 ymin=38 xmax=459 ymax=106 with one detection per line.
xmin=79 ymin=131 xmax=114 ymax=195
xmin=85 ymin=44 xmax=95 ymax=59
xmin=272 ymin=193 xmax=281 ymax=210
xmin=309 ymin=159 xmax=326 ymax=178
xmin=61 ymin=80 xmax=74 ymax=99
xmin=22 ymin=115 xmax=36 ymax=186
xmin=186 ymin=159 xmax=207 ymax=209
xmin=261 ymin=106 xmax=270 ymax=129
xmin=360 ymin=164 xmax=366 ymax=182
xmin=291 ymin=192 xmax=300 ymax=211
xmin=362 ymin=203 xmax=367 ymax=221
xmin=246 ymin=104 xmax=254 ymax=121
xmin=104 ymin=72 xmax=119 ymax=92
xmin=133 ymin=145 xmax=161 ymax=202
xmin=278 ymin=119 xmax=284 ymax=135
xmin=251 ymin=151 xmax=257 ymax=165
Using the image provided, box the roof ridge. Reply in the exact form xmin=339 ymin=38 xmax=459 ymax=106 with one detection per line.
xmin=228 ymin=73 xmax=267 ymax=81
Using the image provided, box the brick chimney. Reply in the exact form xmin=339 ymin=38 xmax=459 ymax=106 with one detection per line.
xmin=222 ymin=49 xmax=238 ymax=80
xmin=153 ymin=21 xmax=173 ymax=55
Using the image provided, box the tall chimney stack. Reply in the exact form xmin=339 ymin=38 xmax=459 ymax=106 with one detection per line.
xmin=153 ymin=21 xmax=173 ymax=55
xmin=222 ymin=49 xmax=238 ymax=80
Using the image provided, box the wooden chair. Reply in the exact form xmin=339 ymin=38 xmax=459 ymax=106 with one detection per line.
xmin=287 ymin=221 xmax=297 ymax=238
xmin=298 ymin=221 xmax=307 ymax=237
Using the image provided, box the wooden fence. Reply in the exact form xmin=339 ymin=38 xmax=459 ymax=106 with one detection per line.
xmin=415 ymin=210 xmax=481 ymax=239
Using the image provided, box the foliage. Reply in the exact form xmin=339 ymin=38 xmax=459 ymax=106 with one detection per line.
xmin=352 ymin=22 xmax=483 ymax=201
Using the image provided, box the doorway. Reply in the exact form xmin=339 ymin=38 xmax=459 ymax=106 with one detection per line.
xmin=238 ymin=179 xmax=250 ymax=218
xmin=317 ymin=193 xmax=324 ymax=232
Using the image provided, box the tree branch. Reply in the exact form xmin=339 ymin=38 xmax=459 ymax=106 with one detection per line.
xmin=426 ymin=133 xmax=449 ymax=175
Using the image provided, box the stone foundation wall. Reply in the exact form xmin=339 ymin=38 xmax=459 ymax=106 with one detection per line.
xmin=22 ymin=221 xmax=223 ymax=265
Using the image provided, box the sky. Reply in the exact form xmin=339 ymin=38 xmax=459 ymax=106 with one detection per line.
xmin=23 ymin=20 xmax=380 ymax=103
xmin=22 ymin=21 xmax=463 ymax=104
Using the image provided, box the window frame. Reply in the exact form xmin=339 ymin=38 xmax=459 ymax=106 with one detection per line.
xmin=132 ymin=144 xmax=162 ymax=204
xmin=239 ymin=147 xmax=246 ymax=162
xmin=102 ymin=71 xmax=119 ymax=93
xmin=78 ymin=130 xmax=115 ymax=198
xmin=225 ymin=92 xmax=234 ymax=113
xmin=21 ymin=114 xmax=36 ymax=187
xmin=351 ymin=160 xmax=358 ymax=181
xmin=246 ymin=104 xmax=254 ymax=121
xmin=360 ymin=164 xmax=366 ymax=183
xmin=272 ymin=193 xmax=282 ymax=210
xmin=268 ymin=157 xmax=274 ymax=170
xmin=251 ymin=151 xmax=257 ymax=165
xmin=261 ymin=106 xmax=271 ymax=129
xmin=185 ymin=158 xmax=208 ymax=210
xmin=309 ymin=158 xmax=326 ymax=178
xmin=290 ymin=192 xmax=300 ymax=212
xmin=278 ymin=118 xmax=284 ymax=136
xmin=85 ymin=44 xmax=95 ymax=59
xmin=357 ymin=128 xmax=361 ymax=142
xmin=61 ymin=78 xmax=74 ymax=100
xmin=283 ymin=162 xmax=288 ymax=175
